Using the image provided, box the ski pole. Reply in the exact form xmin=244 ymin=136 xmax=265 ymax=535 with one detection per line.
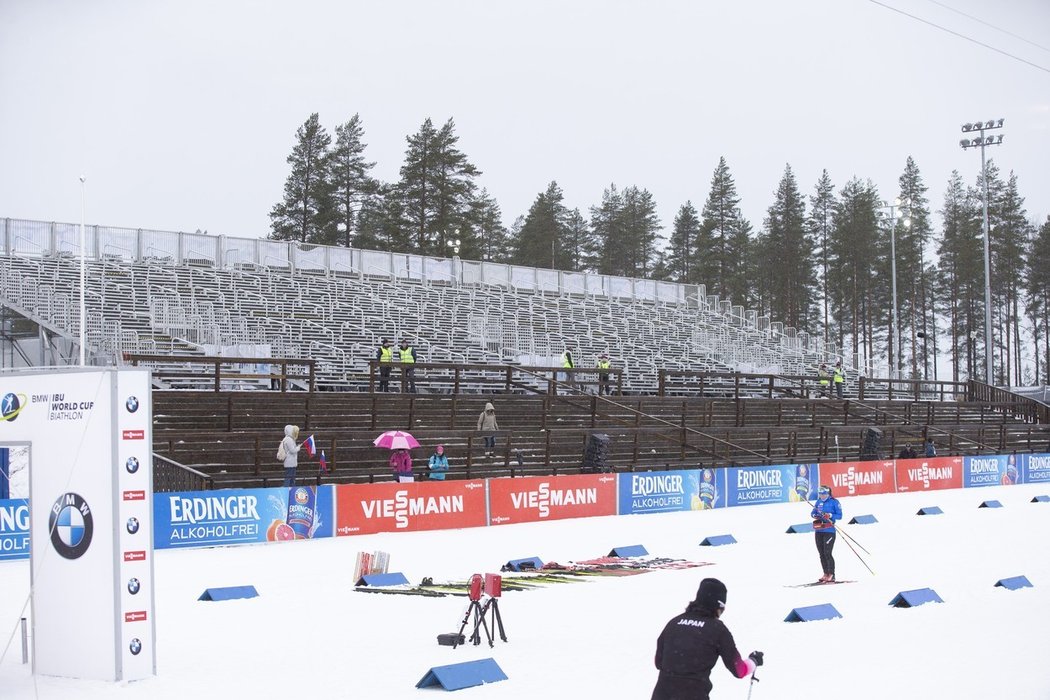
xmin=746 ymin=672 xmax=760 ymax=700
xmin=838 ymin=529 xmax=876 ymax=576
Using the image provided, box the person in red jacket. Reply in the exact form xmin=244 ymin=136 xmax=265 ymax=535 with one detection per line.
xmin=651 ymin=578 xmax=763 ymax=700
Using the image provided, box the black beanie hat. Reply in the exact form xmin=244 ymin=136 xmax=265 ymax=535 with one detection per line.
xmin=694 ymin=578 xmax=727 ymax=610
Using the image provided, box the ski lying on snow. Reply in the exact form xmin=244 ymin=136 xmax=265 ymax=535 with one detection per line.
xmin=785 ymin=580 xmax=857 ymax=588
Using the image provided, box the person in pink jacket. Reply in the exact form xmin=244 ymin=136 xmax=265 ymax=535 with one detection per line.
xmin=389 ymin=448 xmax=413 ymax=481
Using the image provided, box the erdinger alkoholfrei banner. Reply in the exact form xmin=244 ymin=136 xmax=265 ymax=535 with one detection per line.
xmin=153 ymin=485 xmax=334 ymax=549
xmin=819 ymin=460 xmax=896 ymax=497
xmin=963 ymin=454 xmax=1022 ymax=487
xmin=726 ymin=464 xmax=818 ymax=507
xmin=617 ymin=468 xmax=726 ymax=514
xmin=1022 ymin=453 xmax=1050 ymax=483
xmin=894 ymin=456 xmax=964 ymax=492
xmin=334 ymin=480 xmax=488 ymax=535
xmin=0 ymin=498 xmax=29 ymax=560
xmin=488 ymin=473 xmax=617 ymax=525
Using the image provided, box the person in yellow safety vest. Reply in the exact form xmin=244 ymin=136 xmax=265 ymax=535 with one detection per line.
xmin=597 ymin=352 xmax=612 ymax=395
xmin=833 ymin=361 xmax=845 ymax=399
xmin=399 ymin=338 xmax=418 ymax=393
xmin=559 ymin=350 xmax=574 ymax=394
xmin=817 ymin=363 xmax=830 ymax=397
xmin=376 ymin=338 xmax=393 ymax=392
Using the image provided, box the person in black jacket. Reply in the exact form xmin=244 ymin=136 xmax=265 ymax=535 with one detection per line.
xmin=651 ymin=578 xmax=763 ymax=700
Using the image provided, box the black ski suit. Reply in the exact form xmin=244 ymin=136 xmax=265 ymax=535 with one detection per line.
xmin=651 ymin=604 xmax=750 ymax=700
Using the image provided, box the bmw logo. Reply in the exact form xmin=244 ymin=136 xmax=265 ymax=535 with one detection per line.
xmin=48 ymin=493 xmax=93 ymax=559
xmin=129 ymin=638 xmax=142 ymax=656
xmin=126 ymin=456 xmax=140 ymax=474
xmin=128 ymin=578 xmax=141 ymax=595
xmin=1 ymin=392 xmax=26 ymax=422
xmin=126 ymin=517 xmax=140 ymax=535
xmin=125 ymin=396 xmax=139 ymax=413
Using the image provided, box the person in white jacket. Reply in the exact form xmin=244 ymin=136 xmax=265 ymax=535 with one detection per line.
xmin=281 ymin=425 xmax=301 ymax=487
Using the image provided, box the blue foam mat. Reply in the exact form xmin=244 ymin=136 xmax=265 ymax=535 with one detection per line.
xmin=608 ymin=545 xmax=648 ymax=557
xmin=849 ymin=514 xmax=878 ymax=524
xmin=700 ymin=534 xmax=737 ymax=546
xmin=416 ymin=658 xmax=508 ymax=691
xmin=890 ymin=588 xmax=944 ymax=607
xmin=995 ymin=575 xmax=1033 ymax=590
xmin=356 ymin=572 xmax=410 ymax=587
xmin=784 ymin=604 xmax=842 ymax=622
xmin=198 ymin=585 xmax=259 ymax=601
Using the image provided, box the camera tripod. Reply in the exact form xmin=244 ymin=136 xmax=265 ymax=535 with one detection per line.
xmin=452 ymin=596 xmax=507 ymax=649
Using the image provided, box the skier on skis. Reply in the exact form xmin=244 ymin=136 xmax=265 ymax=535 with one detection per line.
xmin=651 ymin=578 xmax=763 ymax=700
xmin=811 ymin=484 xmax=842 ymax=582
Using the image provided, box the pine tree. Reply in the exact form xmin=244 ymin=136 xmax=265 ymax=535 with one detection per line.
xmin=988 ymin=170 xmax=1031 ymax=385
xmin=1028 ymin=216 xmax=1050 ymax=383
xmin=269 ymin=113 xmax=334 ymax=243
xmin=665 ymin=201 xmax=701 ymax=282
xmin=935 ymin=171 xmax=983 ymax=381
xmin=698 ymin=157 xmax=749 ymax=304
xmin=510 ymin=181 xmax=570 ymax=269
xmin=327 ymin=114 xmax=377 ymax=248
xmin=757 ymin=164 xmax=815 ymax=332
xmin=590 ymin=184 xmax=624 ymax=276
xmin=564 ymin=208 xmax=594 ymax=272
xmin=619 ymin=186 xmax=662 ymax=278
xmin=467 ymin=188 xmax=510 ymax=263
xmin=808 ymin=170 xmax=836 ymax=350
xmin=827 ymin=178 xmax=882 ymax=365
xmin=894 ymin=157 xmax=933 ymax=380
xmin=397 ymin=118 xmax=481 ymax=256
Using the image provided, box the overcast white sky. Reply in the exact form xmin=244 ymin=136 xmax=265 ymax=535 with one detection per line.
xmin=1 ymin=0 xmax=1048 ymax=247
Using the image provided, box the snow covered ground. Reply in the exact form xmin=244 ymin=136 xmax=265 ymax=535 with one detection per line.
xmin=2 ymin=482 xmax=1048 ymax=699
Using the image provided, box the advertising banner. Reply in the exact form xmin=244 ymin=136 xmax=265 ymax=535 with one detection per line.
xmin=334 ymin=480 xmax=487 ymax=535
xmin=488 ymin=473 xmax=617 ymax=525
xmin=1023 ymin=453 xmax=1050 ymax=483
xmin=894 ymin=456 xmax=964 ymax=492
xmin=726 ymin=464 xmax=817 ymax=507
xmin=0 ymin=498 xmax=29 ymax=561
xmin=617 ymin=469 xmax=726 ymax=514
xmin=963 ymin=454 xmax=1021 ymax=487
xmin=154 ymin=485 xmax=334 ymax=549
xmin=819 ymin=461 xmax=896 ymax=497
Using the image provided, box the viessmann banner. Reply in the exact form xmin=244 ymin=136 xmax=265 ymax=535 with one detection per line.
xmin=334 ymin=480 xmax=488 ymax=535
xmin=488 ymin=473 xmax=617 ymax=525
xmin=894 ymin=456 xmax=964 ymax=492
xmin=819 ymin=461 xmax=896 ymax=497
xmin=153 ymin=486 xmax=335 ymax=549
xmin=617 ymin=468 xmax=727 ymax=514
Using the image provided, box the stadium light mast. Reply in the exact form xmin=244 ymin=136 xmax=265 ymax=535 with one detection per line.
xmin=78 ymin=175 xmax=86 ymax=366
xmin=959 ymin=118 xmax=1004 ymax=386
xmin=878 ymin=199 xmax=910 ymax=380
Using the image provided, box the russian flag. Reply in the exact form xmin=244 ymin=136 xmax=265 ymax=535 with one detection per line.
xmin=319 ymin=449 xmax=328 ymax=473
xmin=302 ymin=434 xmax=316 ymax=457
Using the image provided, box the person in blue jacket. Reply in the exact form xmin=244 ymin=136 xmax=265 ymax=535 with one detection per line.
xmin=428 ymin=444 xmax=449 ymax=480
xmin=811 ymin=484 xmax=842 ymax=582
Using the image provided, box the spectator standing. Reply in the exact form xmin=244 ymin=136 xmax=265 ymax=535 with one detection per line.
xmin=376 ymin=338 xmax=393 ymax=392
xmin=399 ymin=338 xmax=418 ymax=393
xmin=389 ymin=448 xmax=413 ymax=481
xmin=924 ymin=437 xmax=937 ymax=457
xmin=477 ymin=402 xmax=499 ymax=457
xmin=428 ymin=444 xmax=449 ymax=480
xmin=817 ymin=363 xmax=830 ymax=397
xmin=597 ymin=352 xmax=612 ymax=396
xmin=898 ymin=443 xmax=917 ymax=459
xmin=833 ymin=361 xmax=845 ymax=399
xmin=280 ymin=424 xmax=301 ymax=487
xmin=811 ymin=484 xmax=842 ymax=582
xmin=651 ymin=577 xmax=763 ymax=700
xmin=560 ymin=349 xmax=574 ymax=393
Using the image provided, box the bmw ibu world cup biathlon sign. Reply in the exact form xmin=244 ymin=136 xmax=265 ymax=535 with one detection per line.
xmin=3 ymin=369 xmax=156 ymax=682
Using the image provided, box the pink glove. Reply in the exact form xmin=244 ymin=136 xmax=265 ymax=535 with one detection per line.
xmin=735 ymin=655 xmax=757 ymax=678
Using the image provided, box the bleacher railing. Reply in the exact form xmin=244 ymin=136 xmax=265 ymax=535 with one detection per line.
xmin=1 ymin=216 xmax=852 ymax=368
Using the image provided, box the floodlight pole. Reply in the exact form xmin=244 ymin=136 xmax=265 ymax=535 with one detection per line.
xmin=878 ymin=200 xmax=906 ymax=380
xmin=78 ymin=176 xmax=86 ymax=366
xmin=959 ymin=119 xmax=1004 ymax=386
